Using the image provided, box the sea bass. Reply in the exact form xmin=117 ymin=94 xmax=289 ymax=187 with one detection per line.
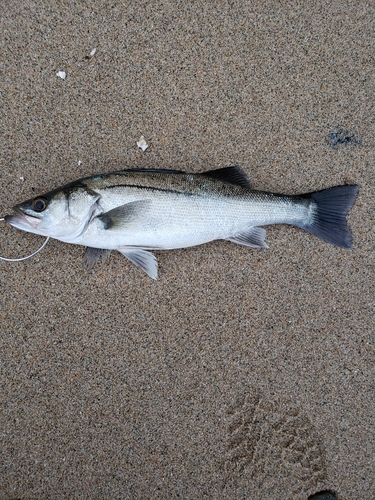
xmin=4 ymin=167 xmax=359 ymax=279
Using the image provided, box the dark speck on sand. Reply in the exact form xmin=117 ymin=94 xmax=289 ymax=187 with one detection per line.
xmin=328 ymin=128 xmax=361 ymax=149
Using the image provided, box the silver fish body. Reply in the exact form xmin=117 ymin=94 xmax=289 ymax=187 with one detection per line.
xmin=4 ymin=167 xmax=359 ymax=279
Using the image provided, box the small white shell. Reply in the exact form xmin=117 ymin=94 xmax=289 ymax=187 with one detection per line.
xmin=56 ymin=71 xmax=66 ymax=80
xmin=90 ymin=48 xmax=97 ymax=57
xmin=78 ymin=161 xmax=82 ymax=166
xmin=137 ymin=136 xmax=149 ymax=152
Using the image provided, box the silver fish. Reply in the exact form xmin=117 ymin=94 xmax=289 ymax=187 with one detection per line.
xmin=4 ymin=167 xmax=359 ymax=279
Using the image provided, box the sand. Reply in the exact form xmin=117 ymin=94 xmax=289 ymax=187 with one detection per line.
xmin=1 ymin=2 xmax=374 ymax=499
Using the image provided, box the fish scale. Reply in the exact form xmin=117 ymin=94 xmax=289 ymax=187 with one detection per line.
xmin=4 ymin=166 xmax=359 ymax=279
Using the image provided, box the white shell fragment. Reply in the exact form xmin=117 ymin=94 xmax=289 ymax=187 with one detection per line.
xmin=20 ymin=176 xmax=25 ymax=182
xmin=137 ymin=136 xmax=149 ymax=152
xmin=78 ymin=161 xmax=82 ymax=166
xmin=90 ymin=48 xmax=97 ymax=57
xmin=56 ymin=71 xmax=66 ymax=80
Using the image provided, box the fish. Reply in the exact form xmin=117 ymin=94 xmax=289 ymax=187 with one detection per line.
xmin=4 ymin=166 xmax=359 ymax=279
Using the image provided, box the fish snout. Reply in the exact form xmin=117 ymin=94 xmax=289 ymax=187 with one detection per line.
xmin=4 ymin=211 xmax=41 ymax=229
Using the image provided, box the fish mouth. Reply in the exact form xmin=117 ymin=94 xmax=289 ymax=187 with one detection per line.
xmin=4 ymin=208 xmax=42 ymax=229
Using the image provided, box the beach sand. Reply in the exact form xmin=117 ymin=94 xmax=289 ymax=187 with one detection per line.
xmin=1 ymin=2 xmax=374 ymax=498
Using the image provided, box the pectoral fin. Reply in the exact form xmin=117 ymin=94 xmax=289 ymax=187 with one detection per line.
xmin=227 ymin=227 xmax=268 ymax=248
xmin=118 ymin=248 xmax=158 ymax=280
xmin=97 ymin=200 xmax=151 ymax=230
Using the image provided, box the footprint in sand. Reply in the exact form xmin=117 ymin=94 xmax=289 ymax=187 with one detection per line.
xmin=224 ymin=392 xmax=327 ymax=497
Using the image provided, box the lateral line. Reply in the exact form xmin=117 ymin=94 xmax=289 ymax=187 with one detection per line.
xmin=99 ymin=184 xmax=194 ymax=196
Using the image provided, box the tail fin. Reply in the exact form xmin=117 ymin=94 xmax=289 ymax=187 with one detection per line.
xmin=297 ymin=185 xmax=359 ymax=248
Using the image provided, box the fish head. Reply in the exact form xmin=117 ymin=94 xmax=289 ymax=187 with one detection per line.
xmin=4 ymin=182 xmax=100 ymax=240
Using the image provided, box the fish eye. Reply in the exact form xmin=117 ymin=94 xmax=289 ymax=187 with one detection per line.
xmin=31 ymin=197 xmax=48 ymax=212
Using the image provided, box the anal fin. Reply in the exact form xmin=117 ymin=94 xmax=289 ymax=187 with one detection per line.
xmin=227 ymin=227 xmax=268 ymax=248
xmin=118 ymin=247 xmax=158 ymax=280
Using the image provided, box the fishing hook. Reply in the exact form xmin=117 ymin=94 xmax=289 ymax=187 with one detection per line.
xmin=0 ymin=217 xmax=50 ymax=261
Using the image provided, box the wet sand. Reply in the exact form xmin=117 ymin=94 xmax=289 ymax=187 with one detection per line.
xmin=1 ymin=2 xmax=374 ymax=499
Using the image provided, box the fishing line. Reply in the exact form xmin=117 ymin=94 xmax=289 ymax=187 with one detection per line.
xmin=0 ymin=217 xmax=50 ymax=261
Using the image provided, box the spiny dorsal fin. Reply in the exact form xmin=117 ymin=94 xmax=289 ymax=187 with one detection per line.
xmin=201 ymin=166 xmax=252 ymax=189
xmin=97 ymin=200 xmax=151 ymax=231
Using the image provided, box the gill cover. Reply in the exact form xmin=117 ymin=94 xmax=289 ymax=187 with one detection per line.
xmin=56 ymin=184 xmax=100 ymax=240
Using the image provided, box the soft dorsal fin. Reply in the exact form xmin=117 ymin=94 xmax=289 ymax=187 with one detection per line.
xmin=119 ymin=168 xmax=186 ymax=174
xmin=201 ymin=166 xmax=252 ymax=189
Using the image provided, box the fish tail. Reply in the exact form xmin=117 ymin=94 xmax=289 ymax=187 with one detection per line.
xmin=296 ymin=184 xmax=360 ymax=248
